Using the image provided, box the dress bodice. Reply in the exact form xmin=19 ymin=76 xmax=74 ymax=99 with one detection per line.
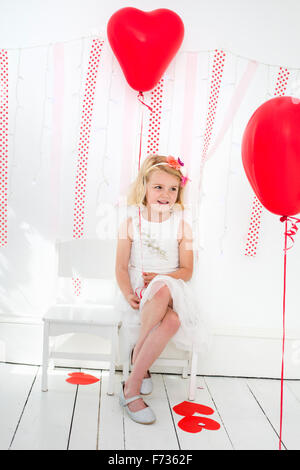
xmin=129 ymin=206 xmax=183 ymax=274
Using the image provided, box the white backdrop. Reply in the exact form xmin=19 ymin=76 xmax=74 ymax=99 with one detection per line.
xmin=1 ymin=0 xmax=300 ymax=377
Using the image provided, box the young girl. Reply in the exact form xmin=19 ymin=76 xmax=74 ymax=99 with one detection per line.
xmin=115 ymin=154 xmax=207 ymax=425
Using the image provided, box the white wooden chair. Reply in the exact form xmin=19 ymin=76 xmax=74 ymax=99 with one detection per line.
xmin=41 ymin=238 xmax=121 ymax=395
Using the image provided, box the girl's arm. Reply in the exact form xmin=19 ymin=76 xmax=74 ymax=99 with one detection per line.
xmin=115 ymin=219 xmax=133 ymax=298
xmin=115 ymin=218 xmax=140 ymax=309
xmin=166 ymin=219 xmax=193 ymax=281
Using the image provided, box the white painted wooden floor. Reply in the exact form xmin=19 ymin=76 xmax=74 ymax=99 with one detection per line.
xmin=1 ymin=362 xmax=300 ymax=450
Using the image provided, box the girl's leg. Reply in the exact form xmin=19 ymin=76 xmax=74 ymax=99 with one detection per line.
xmin=132 ymin=285 xmax=172 ymax=365
xmin=124 ymin=307 xmax=180 ymax=413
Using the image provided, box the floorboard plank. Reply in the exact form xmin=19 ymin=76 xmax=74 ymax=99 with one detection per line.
xmin=97 ymin=371 xmax=125 ymax=450
xmin=205 ymin=376 xmax=279 ymax=449
xmin=10 ymin=366 xmax=78 ymax=450
xmin=247 ymin=378 xmax=300 ymax=450
xmin=164 ymin=375 xmax=232 ymax=450
xmin=123 ymin=374 xmax=179 ymax=450
xmin=68 ymin=369 xmax=102 ymax=450
xmin=0 ymin=363 xmax=38 ymax=450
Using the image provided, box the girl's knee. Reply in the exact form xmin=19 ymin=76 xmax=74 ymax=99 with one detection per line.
xmin=162 ymin=309 xmax=181 ymax=334
xmin=153 ymin=285 xmax=171 ymax=303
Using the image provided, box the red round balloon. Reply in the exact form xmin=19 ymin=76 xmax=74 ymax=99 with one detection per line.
xmin=242 ymin=96 xmax=300 ymax=216
xmin=107 ymin=7 xmax=184 ymax=92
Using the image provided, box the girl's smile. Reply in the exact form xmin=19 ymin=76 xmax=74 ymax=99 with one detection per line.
xmin=145 ymin=169 xmax=180 ymax=216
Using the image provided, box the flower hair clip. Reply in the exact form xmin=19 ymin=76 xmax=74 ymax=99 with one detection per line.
xmin=166 ymin=155 xmax=190 ymax=187
xmin=147 ymin=155 xmax=191 ymax=187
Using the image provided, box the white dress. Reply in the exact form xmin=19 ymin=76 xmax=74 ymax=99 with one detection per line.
xmin=115 ymin=205 xmax=209 ymax=362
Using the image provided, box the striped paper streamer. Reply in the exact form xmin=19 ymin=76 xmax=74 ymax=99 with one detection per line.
xmin=119 ymin=85 xmax=139 ymax=198
xmin=244 ymin=67 xmax=290 ymax=257
xmin=206 ymin=59 xmax=258 ymax=160
xmin=180 ymin=53 xmax=198 ymax=205
xmin=51 ymin=43 xmax=64 ymax=238
xmin=180 ymin=53 xmax=198 ymax=166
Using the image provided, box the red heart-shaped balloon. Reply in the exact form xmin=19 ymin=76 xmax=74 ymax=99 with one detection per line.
xmin=242 ymin=96 xmax=300 ymax=216
xmin=107 ymin=7 xmax=184 ymax=92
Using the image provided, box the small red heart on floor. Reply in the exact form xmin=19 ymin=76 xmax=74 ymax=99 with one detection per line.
xmin=177 ymin=415 xmax=221 ymax=433
xmin=173 ymin=400 xmax=214 ymax=416
xmin=66 ymin=372 xmax=100 ymax=385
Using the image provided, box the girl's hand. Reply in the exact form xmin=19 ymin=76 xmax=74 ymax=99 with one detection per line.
xmin=126 ymin=293 xmax=140 ymax=309
xmin=142 ymin=272 xmax=157 ymax=286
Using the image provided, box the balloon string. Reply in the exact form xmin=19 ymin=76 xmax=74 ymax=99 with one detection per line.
xmin=280 ymin=215 xmax=300 ymax=250
xmin=138 ymin=110 xmax=144 ymax=276
xmin=137 ymin=91 xmax=153 ymax=297
xmin=279 ymin=219 xmax=287 ymax=450
xmin=278 ymin=215 xmax=300 ymax=450
xmin=138 ymin=91 xmax=153 ymax=113
xmin=137 ymin=92 xmax=146 ymax=272
xmin=138 ymin=204 xmax=144 ymax=277
xmin=138 ymin=100 xmax=144 ymax=171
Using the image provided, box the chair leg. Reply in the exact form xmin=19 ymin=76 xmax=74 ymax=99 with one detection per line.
xmin=122 ymin=361 xmax=129 ymax=381
xmin=107 ymin=326 xmax=117 ymax=396
xmin=122 ymin=343 xmax=133 ymax=381
xmin=122 ymin=356 xmax=130 ymax=381
xmin=41 ymin=321 xmax=50 ymax=392
xmin=182 ymin=354 xmax=189 ymax=379
xmin=188 ymin=347 xmax=198 ymax=401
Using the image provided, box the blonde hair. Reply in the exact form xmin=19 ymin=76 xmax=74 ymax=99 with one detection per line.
xmin=127 ymin=154 xmax=186 ymax=209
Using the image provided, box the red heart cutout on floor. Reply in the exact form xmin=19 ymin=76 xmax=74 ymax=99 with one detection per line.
xmin=107 ymin=7 xmax=184 ymax=91
xmin=66 ymin=372 xmax=100 ymax=385
xmin=173 ymin=401 xmax=214 ymax=416
xmin=178 ymin=415 xmax=221 ymax=433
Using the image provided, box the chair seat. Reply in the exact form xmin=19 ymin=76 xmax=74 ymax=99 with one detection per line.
xmin=43 ymin=304 xmax=121 ymax=326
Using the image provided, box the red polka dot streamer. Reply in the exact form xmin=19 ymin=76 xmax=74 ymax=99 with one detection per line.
xmin=72 ymin=39 xmax=104 ymax=240
xmin=146 ymin=78 xmax=164 ymax=155
xmin=244 ymin=197 xmax=263 ymax=257
xmin=72 ymin=277 xmax=82 ymax=296
xmin=71 ymin=39 xmax=104 ymax=296
xmin=201 ymin=50 xmax=226 ymax=164
xmin=245 ymin=67 xmax=290 ymax=257
xmin=0 ymin=50 xmax=8 ymax=248
xmin=274 ymin=67 xmax=290 ymax=96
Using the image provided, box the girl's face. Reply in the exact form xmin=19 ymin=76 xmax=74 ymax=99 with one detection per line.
xmin=145 ymin=169 xmax=180 ymax=213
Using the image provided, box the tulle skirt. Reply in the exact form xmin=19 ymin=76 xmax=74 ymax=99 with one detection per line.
xmin=115 ymin=266 xmax=210 ymax=363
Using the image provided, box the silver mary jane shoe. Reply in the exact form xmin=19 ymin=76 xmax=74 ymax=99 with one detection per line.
xmin=119 ymin=381 xmax=156 ymax=425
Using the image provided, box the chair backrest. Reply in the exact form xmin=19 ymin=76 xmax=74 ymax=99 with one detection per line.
xmin=56 ymin=238 xmax=117 ymax=280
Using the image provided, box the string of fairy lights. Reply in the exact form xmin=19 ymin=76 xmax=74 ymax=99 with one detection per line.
xmin=3 ymin=34 xmax=300 ymax=256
